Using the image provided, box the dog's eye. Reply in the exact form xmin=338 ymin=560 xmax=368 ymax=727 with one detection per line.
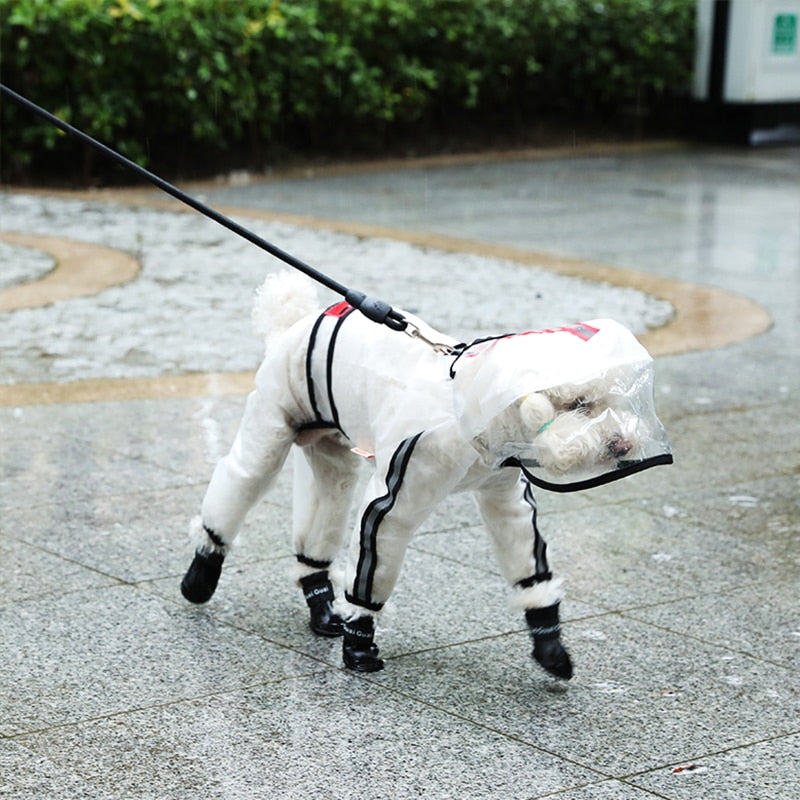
xmin=568 ymin=398 xmax=591 ymax=413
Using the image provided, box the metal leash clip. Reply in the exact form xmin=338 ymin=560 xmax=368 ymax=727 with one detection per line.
xmin=403 ymin=320 xmax=461 ymax=356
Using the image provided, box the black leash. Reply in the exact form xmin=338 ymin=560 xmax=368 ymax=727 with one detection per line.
xmin=0 ymin=83 xmax=408 ymax=332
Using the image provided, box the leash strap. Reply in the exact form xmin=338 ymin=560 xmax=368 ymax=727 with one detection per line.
xmin=0 ymin=83 xmax=408 ymax=332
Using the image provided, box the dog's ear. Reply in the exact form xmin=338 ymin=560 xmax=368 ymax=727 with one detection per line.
xmin=519 ymin=393 xmax=556 ymax=436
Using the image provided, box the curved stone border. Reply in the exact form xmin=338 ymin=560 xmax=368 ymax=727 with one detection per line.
xmin=212 ymin=206 xmax=772 ymax=359
xmin=0 ymin=145 xmax=773 ymax=406
xmin=0 ymin=238 xmax=54 ymax=289
xmin=13 ymin=189 xmax=769 ymax=357
xmin=0 ymin=371 xmax=255 ymax=407
xmin=0 ymin=231 xmax=140 ymax=311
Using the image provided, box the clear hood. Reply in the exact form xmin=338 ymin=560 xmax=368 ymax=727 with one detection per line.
xmin=450 ymin=320 xmax=673 ymax=492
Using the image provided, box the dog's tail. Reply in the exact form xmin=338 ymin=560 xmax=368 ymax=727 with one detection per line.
xmin=252 ymin=270 xmax=319 ymax=350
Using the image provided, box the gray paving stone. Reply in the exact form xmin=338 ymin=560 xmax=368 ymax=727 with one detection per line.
xmin=0 ymin=739 xmax=102 ymax=800
xmin=625 ymin=579 xmax=800 ymax=671
xmin=13 ymin=672 xmax=603 ymax=800
xmin=0 ymin=536 xmax=115 ymax=604
xmin=0 ymin=584 xmax=324 ymax=737
xmin=373 ymin=615 xmax=800 ymax=777
xmin=629 ymin=733 xmax=800 ymax=800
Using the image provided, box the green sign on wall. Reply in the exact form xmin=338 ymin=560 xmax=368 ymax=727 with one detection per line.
xmin=772 ymin=13 xmax=798 ymax=55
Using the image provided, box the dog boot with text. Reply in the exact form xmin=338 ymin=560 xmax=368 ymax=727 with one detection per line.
xmin=526 ymin=602 xmax=573 ymax=680
xmin=299 ymin=571 xmax=344 ymax=637
xmin=180 ymin=549 xmax=225 ymax=604
xmin=342 ymin=615 xmax=384 ymax=672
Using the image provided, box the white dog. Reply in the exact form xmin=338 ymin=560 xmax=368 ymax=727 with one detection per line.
xmin=181 ymin=272 xmax=671 ymax=677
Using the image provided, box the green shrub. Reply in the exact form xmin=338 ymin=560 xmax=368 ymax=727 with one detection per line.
xmin=0 ymin=0 xmax=694 ymax=182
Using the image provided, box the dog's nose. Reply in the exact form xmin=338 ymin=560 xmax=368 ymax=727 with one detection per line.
xmin=608 ymin=437 xmax=632 ymax=457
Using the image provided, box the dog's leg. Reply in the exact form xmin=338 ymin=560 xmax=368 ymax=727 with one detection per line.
xmin=293 ymin=438 xmax=362 ymax=637
xmin=339 ymin=460 xmax=405 ymax=672
xmin=342 ymin=613 xmax=382 ymax=672
xmin=340 ymin=444 xmax=429 ymax=672
xmin=180 ymin=520 xmax=226 ymax=604
xmin=475 ymin=472 xmax=573 ymax=680
xmin=340 ymin=431 xmax=473 ymax=672
xmin=524 ymin=602 xmax=572 ymax=681
xmin=181 ymin=386 xmax=295 ymax=604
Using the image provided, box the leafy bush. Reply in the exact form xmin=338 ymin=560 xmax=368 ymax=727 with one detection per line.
xmin=0 ymin=0 xmax=694 ymax=182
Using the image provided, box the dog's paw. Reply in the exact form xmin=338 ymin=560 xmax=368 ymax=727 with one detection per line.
xmin=342 ymin=616 xmax=384 ymax=672
xmin=180 ymin=549 xmax=224 ymax=604
xmin=532 ymin=638 xmax=574 ymax=680
xmin=310 ymin=607 xmax=344 ymax=637
xmin=299 ymin=571 xmax=344 ymax=637
xmin=343 ymin=642 xmax=384 ymax=672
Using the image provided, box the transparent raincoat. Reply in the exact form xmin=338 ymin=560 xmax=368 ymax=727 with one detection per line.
xmin=291 ymin=305 xmax=671 ymax=495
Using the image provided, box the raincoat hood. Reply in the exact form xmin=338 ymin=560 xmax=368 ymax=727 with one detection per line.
xmin=450 ymin=319 xmax=673 ymax=492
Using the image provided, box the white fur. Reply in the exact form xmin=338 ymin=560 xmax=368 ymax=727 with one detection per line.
xmin=189 ymin=514 xmax=232 ymax=555
xmin=526 ymin=369 xmax=642 ymax=473
xmin=510 ymin=579 xmax=564 ymax=611
xmin=532 ymin=411 xmax=627 ymax=474
xmin=519 ymin=393 xmax=556 ymax=433
xmin=252 ymin=271 xmax=319 ymax=349
xmin=339 ymin=599 xmax=380 ymax=623
xmin=476 ymin=385 xmax=640 ymax=476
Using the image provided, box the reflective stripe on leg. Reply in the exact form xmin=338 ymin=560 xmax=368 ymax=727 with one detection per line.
xmin=350 ymin=433 xmax=423 ymax=608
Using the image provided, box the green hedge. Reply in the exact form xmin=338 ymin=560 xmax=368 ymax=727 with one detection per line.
xmin=0 ymin=0 xmax=694 ymax=182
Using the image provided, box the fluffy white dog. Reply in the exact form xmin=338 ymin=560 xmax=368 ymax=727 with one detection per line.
xmin=181 ymin=272 xmax=671 ymax=677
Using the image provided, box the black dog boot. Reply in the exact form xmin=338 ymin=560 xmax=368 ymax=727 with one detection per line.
xmin=180 ymin=549 xmax=224 ymax=604
xmin=526 ymin=603 xmax=573 ymax=680
xmin=342 ymin=615 xmax=384 ymax=672
xmin=299 ymin=571 xmax=343 ymax=637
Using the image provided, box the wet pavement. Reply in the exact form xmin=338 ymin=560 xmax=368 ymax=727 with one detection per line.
xmin=1 ymin=141 xmax=799 ymax=799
